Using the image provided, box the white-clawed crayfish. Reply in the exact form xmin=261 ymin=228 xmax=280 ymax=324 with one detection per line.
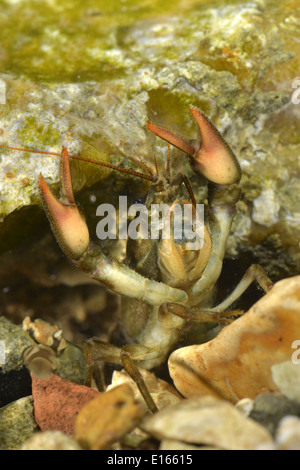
xmin=1 ymin=106 xmax=273 ymax=410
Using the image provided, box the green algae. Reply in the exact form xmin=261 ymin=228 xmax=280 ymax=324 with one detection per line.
xmin=0 ymin=0 xmax=299 ymax=271
xmin=0 ymin=0 xmax=297 ymax=84
xmin=15 ymin=115 xmax=62 ymax=148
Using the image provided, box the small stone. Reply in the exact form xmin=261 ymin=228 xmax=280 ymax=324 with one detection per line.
xmin=0 ymin=317 xmax=86 ymax=385
xmin=0 ymin=396 xmax=39 ymax=450
xmin=21 ymin=431 xmax=82 ymax=450
xmin=55 ymin=342 xmax=87 ymax=385
xmin=235 ymin=398 xmax=254 ymax=417
xmin=275 ymin=416 xmax=300 ymax=450
xmin=169 ymin=276 xmax=300 ymax=402
xmin=272 ymin=361 xmax=300 ymax=404
xmin=249 ymin=394 xmax=300 ymax=436
xmin=74 ymin=384 xmax=145 ymax=450
xmin=31 ymin=373 xmax=99 ymax=435
xmin=141 ymin=395 xmax=272 ymax=451
xmin=160 ymin=439 xmax=207 ymax=450
xmin=107 ymin=368 xmax=182 ymax=412
xmin=0 ymin=317 xmax=35 ymax=373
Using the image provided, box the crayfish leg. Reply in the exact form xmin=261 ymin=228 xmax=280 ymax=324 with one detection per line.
xmin=209 ymin=264 xmax=273 ymax=313
xmin=84 ymin=339 xmax=158 ymax=413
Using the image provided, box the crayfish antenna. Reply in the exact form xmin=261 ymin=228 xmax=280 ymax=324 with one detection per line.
xmin=0 ymin=144 xmax=153 ymax=182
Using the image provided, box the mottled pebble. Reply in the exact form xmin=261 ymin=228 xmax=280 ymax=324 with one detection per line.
xmin=21 ymin=430 xmax=82 ymax=450
xmin=0 ymin=396 xmax=39 ymax=450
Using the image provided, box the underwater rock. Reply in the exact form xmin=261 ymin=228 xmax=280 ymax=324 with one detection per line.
xmin=256 ymin=415 xmax=300 ymax=450
xmin=0 ymin=317 xmax=86 ymax=384
xmin=142 ymin=395 xmax=273 ymax=450
xmin=31 ymin=372 xmax=99 ymax=435
xmin=74 ymin=383 xmax=145 ymax=450
xmin=0 ymin=317 xmax=35 ymax=374
xmin=274 ymin=416 xmax=300 ymax=450
xmin=159 ymin=439 xmax=211 ymax=451
xmin=249 ymin=393 xmax=300 ymax=436
xmin=0 ymin=0 xmax=299 ymax=276
xmin=0 ymin=396 xmax=39 ymax=450
xmin=169 ymin=275 xmax=300 ymax=402
xmin=21 ymin=430 xmax=82 ymax=450
xmin=56 ymin=343 xmax=87 ymax=385
xmin=272 ymin=361 xmax=300 ymax=404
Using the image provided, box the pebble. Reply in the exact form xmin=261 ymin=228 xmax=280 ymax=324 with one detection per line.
xmin=275 ymin=416 xmax=300 ymax=450
xmin=0 ymin=317 xmax=35 ymax=373
xmin=0 ymin=396 xmax=39 ymax=450
xmin=235 ymin=398 xmax=254 ymax=417
xmin=21 ymin=430 xmax=82 ymax=450
xmin=31 ymin=373 xmax=99 ymax=435
xmin=74 ymin=384 xmax=145 ymax=450
xmin=272 ymin=361 xmax=300 ymax=404
xmin=249 ymin=393 xmax=300 ymax=436
xmin=141 ymin=395 xmax=273 ymax=450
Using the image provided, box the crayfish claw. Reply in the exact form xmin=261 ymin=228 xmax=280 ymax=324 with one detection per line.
xmin=189 ymin=106 xmax=241 ymax=185
xmin=39 ymin=147 xmax=90 ymax=260
xmin=148 ymin=107 xmax=241 ymax=186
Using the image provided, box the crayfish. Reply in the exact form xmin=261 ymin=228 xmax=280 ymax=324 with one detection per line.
xmin=1 ymin=106 xmax=273 ymax=411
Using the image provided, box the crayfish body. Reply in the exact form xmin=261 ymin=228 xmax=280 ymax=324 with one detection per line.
xmin=1 ymin=106 xmax=272 ymax=373
xmin=38 ymin=106 xmax=272 ymax=369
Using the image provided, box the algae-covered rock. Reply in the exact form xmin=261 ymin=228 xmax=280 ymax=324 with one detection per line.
xmin=0 ymin=396 xmax=39 ymax=450
xmin=0 ymin=317 xmax=35 ymax=373
xmin=0 ymin=0 xmax=299 ymax=275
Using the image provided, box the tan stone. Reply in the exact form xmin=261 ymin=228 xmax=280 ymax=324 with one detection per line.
xmin=169 ymin=275 xmax=300 ymax=402
xmin=74 ymin=384 xmax=145 ymax=450
xmin=21 ymin=431 xmax=82 ymax=450
xmin=142 ymin=395 xmax=272 ymax=450
xmin=160 ymin=439 xmax=211 ymax=450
